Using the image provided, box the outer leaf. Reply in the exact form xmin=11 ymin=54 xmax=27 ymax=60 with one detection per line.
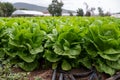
xmin=84 ymin=43 xmax=98 ymax=58
xmin=54 ymin=43 xmax=81 ymax=58
xmin=9 ymin=39 xmax=26 ymax=48
xmin=0 ymin=49 xmax=5 ymax=58
xmin=43 ymin=50 xmax=61 ymax=62
xmin=78 ymin=57 xmax=92 ymax=69
xmin=103 ymin=48 xmax=120 ymax=54
xmin=52 ymin=62 xmax=58 ymax=69
xmin=3 ymin=48 xmax=17 ymax=57
xmin=98 ymin=52 xmax=120 ymax=61
xmin=62 ymin=60 xmax=71 ymax=71
xmin=53 ymin=43 xmax=64 ymax=55
xmin=18 ymin=52 xmax=36 ymax=63
xmin=63 ymin=45 xmax=81 ymax=58
xmin=30 ymin=45 xmax=43 ymax=54
xmin=106 ymin=60 xmax=120 ymax=70
xmin=18 ymin=61 xmax=38 ymax=71
xmin=95 ymin=59 xmax=115 ymax=76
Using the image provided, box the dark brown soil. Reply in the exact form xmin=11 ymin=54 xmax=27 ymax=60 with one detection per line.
xmin=12 ymin=67 xmax=120 ymax=80
xmin=28 ymin=69 xmax=52 ymax=80
xmin=12 ymin=68 xmax=52 ymax=80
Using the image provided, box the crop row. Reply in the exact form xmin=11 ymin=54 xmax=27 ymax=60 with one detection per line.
xmin=0 ymin=17 xmax=120 ymax=76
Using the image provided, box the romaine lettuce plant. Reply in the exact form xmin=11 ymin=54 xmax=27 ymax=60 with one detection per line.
xmin=44 ymin=25 xmax=82 ymax=70
xmin=3 ymin=19 xmax=46 ymax=71
xmin=83 ymin=19 xmax=120 ymax=75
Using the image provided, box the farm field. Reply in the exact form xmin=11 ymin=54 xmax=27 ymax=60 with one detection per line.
xmin=0 ymin=17 xmax=120 ymax=80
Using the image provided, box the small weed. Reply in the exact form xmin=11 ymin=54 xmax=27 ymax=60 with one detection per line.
xmin=0 ymin=58 xmax=29 ymax=80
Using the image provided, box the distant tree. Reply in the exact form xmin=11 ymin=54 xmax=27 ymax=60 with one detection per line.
xmin=68 ymin=11 xmax=73 ymax=16
xmin=48 ymin=0 xmax=63 ymax=16
xmin=104 ymin=11 xmax=111 ymax=16
xmin=0 ymin=2 xmax=16 ymax=17
xmin=90 ymin=7 xmax=95 ymax=16
xmin=85 ymin=11 xmax=91 ymax=16
xmin=83 ymin=2 xmax=91 ymax=16
xmin=98 ymin=7 xmax=104 ymax=16
xmin=76 ymin=8 xmax=84 ymax=16
xmin=0 ymin=2 xmax=4 ymax=16
xmin=0 ymin=10 xmax=4 ymax=16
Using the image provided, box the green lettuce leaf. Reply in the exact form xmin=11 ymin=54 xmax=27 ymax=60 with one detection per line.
xmin=43 ymin=50 xmax=61 ymax=62
xmin=62 ymin=60 xmax=71 ymax=71
xmin=30 ymin=45 xmax=43 ymax=54
xmin=106 ymin=60 xmax=120 ymax=70
xmin=95 ymin=59 xmax=115 ymax=76
xmin=18 ymin=52 xmax=36 ymax=63
xmin=18 ymin=61 xmax=39 ymax=71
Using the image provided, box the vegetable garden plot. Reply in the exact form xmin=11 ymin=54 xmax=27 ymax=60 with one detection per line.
xmin=0 ymin=17 xmax=120 ymax=80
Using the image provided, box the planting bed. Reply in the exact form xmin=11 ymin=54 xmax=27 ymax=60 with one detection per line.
xmin=0 ymin=17 xmax=120 ymax=80
xmin=12 ymin=67 xmax=118 ymax=80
